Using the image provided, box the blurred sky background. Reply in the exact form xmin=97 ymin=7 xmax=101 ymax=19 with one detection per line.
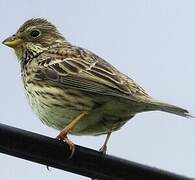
xmin=0 ymin=0 xmax=195 ymax=179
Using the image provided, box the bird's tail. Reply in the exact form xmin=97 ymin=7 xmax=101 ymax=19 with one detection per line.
xmin=147 ymin=99 xmax=193 ymax=118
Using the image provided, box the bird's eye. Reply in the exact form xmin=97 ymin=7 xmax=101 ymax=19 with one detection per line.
xmin=30 ymin=30 xmax=41 ymax=38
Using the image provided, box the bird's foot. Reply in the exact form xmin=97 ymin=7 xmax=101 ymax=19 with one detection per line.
xmin=99 ymin=144 xmax=107 ymax=155
xmin=57 ymin=131 xmax=75 ymax=158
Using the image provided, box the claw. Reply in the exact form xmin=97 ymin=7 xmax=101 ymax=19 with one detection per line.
xmin=62 ymin=137 xmax=75 ymax=158
xmin=57 ymin=132 xmax=75 ymax=158
xmin=46 ymin=165 xmax=51 ymax=171
xmin=99 ymin=144 xmax=107 ymax=155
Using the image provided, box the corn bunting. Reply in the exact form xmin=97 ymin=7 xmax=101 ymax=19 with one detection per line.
xmin=2 ymin=18 xmax=192 ymax=155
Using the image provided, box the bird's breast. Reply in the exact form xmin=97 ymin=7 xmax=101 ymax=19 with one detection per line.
xmin=22 ymin=71 xmax=94 ymax=130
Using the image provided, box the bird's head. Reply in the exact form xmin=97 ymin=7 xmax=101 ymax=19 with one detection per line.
xmin=2 ymin=18 xmax=66 ymax=60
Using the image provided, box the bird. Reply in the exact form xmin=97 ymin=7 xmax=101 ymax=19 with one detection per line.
xmin=2 ymin=18 xmax=192 ymax=155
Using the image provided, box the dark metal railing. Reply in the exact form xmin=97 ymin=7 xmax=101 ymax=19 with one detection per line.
xmin=0 ymin=123 xmax=193 ymax=180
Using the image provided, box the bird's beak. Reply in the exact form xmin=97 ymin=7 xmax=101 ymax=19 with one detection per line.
xmin=2 ymin=35 xmax=23 ymax=48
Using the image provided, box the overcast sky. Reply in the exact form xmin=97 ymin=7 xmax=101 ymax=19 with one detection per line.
xmin=0 ymin=0 xmax=195 ymax=179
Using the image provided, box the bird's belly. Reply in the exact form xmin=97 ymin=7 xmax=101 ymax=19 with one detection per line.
xmin=25 ymin=84 xmax=94 ymax=130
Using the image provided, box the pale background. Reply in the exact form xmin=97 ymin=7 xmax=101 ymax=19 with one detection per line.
xmin=0 ymin=0 xmax=195 ymax=179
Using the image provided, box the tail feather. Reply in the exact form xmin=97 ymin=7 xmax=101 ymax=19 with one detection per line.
xmin=149 ymin=100 xmax=193 ymax=118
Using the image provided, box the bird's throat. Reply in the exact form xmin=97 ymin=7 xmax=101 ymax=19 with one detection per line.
xmin=15 ymin=46 xmax=24 ymax=61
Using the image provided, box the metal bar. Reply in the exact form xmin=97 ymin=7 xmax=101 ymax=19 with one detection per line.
xmin=0 ymin=123 xmax=193 ymax=180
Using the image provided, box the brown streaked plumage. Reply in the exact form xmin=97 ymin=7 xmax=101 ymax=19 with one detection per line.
xmin=2 ymin=18 xmax=192 ymax=154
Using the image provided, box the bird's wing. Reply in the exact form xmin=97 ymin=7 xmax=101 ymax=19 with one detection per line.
xmin=34 ymin=46 xmax=150 ymax=101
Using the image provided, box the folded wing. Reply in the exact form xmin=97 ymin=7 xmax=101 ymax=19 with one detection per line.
xmin=34 ymin=46 xmax=150 ymax=102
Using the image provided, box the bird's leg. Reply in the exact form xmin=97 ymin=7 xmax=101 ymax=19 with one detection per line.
xmin=56 ymin=112 xmax=87 ymax=157
xmin=99 ymin=130 xmax=112 ymax=154
xmin=91 ymin=131 xmax=113 ymax=180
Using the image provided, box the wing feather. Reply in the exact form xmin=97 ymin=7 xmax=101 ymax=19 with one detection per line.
xmin=35 ymin=46 xmax=149 ymax=101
